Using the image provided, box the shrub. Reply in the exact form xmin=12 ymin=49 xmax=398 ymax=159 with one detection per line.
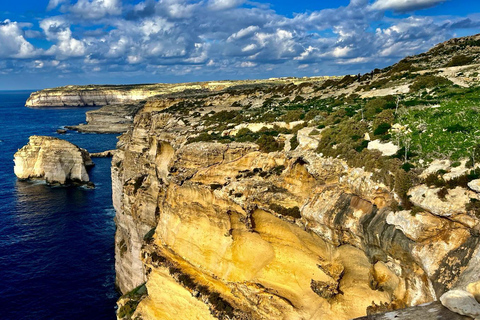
xmin=304 ymin=109 xmax=321 ymax=121
xmin=446 ymin=55 xmax=474 ymax=67
xmin=466 ymin=198 xmax=480 ymax=217
xmin=355 ymin=140 xmax=369 ymax=152
xmin=269 ymin=204 xmax=301 ymax=219
xmin=178 ymin=274 xmax=196 ymax=290
xmin=424 ymin=173 xmax=446 ymax=187
xmin=256 ymin=135 xmax=284 ymax=153
xmin=388 ymin=60 xmax=416 ymax=74
xmin=446 ymin=123 xmax=470 ymax=133
xmin=203 ymin=110 xmax=239 ymax=123
xmin=143 ymin=228 xmax=156 ymax=243
xmin=117 ymin=300 xmax=139 ymax=319
xmin=283 ymin=109 xmax=304 ymax=123
xmin=401 ymin=162 xmax=415 ymax=172
xmin=290 ymin=135 xmax=299 ymax=150
xmin=373 ymin=109 xmax=395 ymax=129
xmin=374 ymin=123 xmax=392 ymax=136
xmin=364 ymin=98 xmax=389 ymax=119
xmin=451 ymin=161 xmax=461 ymax=167
xmin=410 ymin=75 xmax=453 ymax=92
xmin=437 ymin=187 xmax=448 ymax=200
xmin=395 ymin=169 xmax=415 ymax=208
xmin=235 ymin=128 xmax=258 ymax=142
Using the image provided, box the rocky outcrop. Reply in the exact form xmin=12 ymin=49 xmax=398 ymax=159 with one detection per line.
xmin=354 ymin=301 xmax=472 ymax=320
xmin=90 ymin=150 xmax=116 ymax=158
xmin=66 ymin=104 xmax=143 ymax=133
xmin=14 ymin=136 xmax=94 ymax=186
xmin=111 ymin=100 xmax=480 ymax=320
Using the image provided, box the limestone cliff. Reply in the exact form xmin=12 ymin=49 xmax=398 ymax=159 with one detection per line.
xmin=26 ymin=78 xmax=331 ymax=108
xmin=112 ymin=103 xmax=479 ymax=320
xmin=14 ymin=136 xmax=94 ymax=186
xmin=109 ymin=34 xmax=480 ymax=320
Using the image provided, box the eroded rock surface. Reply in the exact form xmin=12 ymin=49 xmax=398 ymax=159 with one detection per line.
xmin=112 ymin=99 xmax=480 ymax=320
xmin=14 ymin=136 xmax=93 ymax=186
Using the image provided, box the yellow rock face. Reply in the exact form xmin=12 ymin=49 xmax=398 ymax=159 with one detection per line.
xmin=114 ymin=104 xmax=479 ymax=320
xmin=134 ymin=269 xmax=215 ymax=320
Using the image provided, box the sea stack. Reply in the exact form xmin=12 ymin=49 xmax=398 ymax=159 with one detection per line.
xmin=14 ymin=136 xmax=94 ymax=186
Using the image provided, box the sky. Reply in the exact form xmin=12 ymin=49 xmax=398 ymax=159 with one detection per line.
xmin=0 ymin=0 xmax=480 ymax=90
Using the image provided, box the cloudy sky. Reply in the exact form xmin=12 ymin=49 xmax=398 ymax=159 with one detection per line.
xmin=1 ymin=0 xmax=479 ymax=90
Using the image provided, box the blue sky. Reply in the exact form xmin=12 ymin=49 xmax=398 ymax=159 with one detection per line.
xmin=0 ymin=0 xmax=479 ymax=90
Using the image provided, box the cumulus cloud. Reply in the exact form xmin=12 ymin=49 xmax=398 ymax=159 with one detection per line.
xmin=1 ymin=0 xmax=478 ymax=84
xmin=0 ymin=20 xmax=38 ymax=58
xmin=40 ymin=17 xmax=86 ymax=58
xmin=69 ymin=0 xmax=122 ymax=19
xmin=208 ymin=0 xmax=246 ymax=11
xmin=370 ymin=0 xmax=446 ymax=13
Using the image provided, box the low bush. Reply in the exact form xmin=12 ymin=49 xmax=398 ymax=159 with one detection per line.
xmin=256 ymin=135 xmax=285 ymax=153
xmin=290 ymin=135 xmax=299 ymax=150
xmin=374 ymin=123 xmax=392 ymax=136
xmin=410 ymin=75 xmax=453 ymax=92
xmin=446 ymin=55 xmax=474 ymax=67
xmin=269 ymin=204 xmax=301 ymax=219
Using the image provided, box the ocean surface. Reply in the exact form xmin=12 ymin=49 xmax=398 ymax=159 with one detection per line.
xmin=0 ymin=91 xmax=119 ymax=320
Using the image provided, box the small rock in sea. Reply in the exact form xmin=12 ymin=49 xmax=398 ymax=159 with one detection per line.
xmin=14 ymin=136 xmax=93 ymax=186
xmin=57 ymin=129 xmax=67 ymax=134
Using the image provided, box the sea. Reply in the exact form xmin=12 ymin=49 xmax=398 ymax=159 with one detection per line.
xmin=0 ymin=91 xmax=119 ymax=320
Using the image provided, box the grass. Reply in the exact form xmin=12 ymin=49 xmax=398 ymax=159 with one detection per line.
xmin=395 ymin=87 xmax=480 ymax=162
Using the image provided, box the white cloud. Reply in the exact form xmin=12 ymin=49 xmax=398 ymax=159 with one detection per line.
xmin=40 ymin=17 xmax=86 ymax=58
xmin=208 ymin=0 xmax=245 ymax=11
xmin=1 ymin=0 xmax=475 ymax=83
xmin=0 ymin=20 xmax=38 ymax=58
xmin=70 ymin=0 xmax=122 ymax=19
xmin=227 ymin=26 xmax=260 ymax=42
xmin=370 ymin=0 xmax=446 ymax=12
xmin=240 ymin=61 xmax=257 ymax=67
xmin=47 ymin=0 xmax=67 ymax=11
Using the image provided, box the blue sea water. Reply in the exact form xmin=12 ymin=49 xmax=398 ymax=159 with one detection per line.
xmin=0 ymin=91 xmax=119 ymax=320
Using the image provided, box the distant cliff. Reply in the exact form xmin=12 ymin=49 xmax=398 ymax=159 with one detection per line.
xmin=25 ymin=79 xmax=327 ymax=108
xmin=26 ymin=85 xmax=156 ymax=107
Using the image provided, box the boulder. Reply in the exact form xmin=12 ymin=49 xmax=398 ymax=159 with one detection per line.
xmin=468 ymin=179 xmax=480 ymax=193
xmin=14 ymin=136 xmax=94 ymax=186
xmin=440 ymin=289 xmax=480 ymax=319
xmin=408 ymin=185 xmax=477 ymax=217
xmin=367 ymin=140 xmax=399 ymax=156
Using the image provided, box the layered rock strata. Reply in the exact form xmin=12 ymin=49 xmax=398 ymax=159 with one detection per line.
xmin=112 ymin=99 xmax=480 ymax=320
xmin=26 ymin=78 xmax=331 ymax=108
xmin=14 ymin=136 xmax=94 ymax=186
xmin=66 ymin=104 xmax=143 ymax=133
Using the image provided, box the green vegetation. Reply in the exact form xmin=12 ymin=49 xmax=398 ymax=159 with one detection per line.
xmin=118 ymin=284 xmax=148 ymax=320
xmin=446 ymin=55 xmax=475 ymax=67
xmin=290 ymin=135 xmax=299 ymax=150
xmin=395 ymin=87 xmax=480 ymax=161
xmin=409 ymin=75 xmax=453 ymax=92
xmin=143 ymin=228 xmax=156 ymax=243
xmin=269 ymin=204 xmax=301 ymax=219
xmin=167 ymin=54 xmax=480 ymax=210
